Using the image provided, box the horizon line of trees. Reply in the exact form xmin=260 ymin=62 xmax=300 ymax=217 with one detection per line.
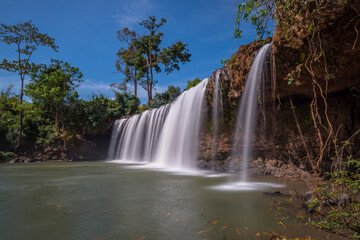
xmin=0 ymin=19 xmax=201 ymax=156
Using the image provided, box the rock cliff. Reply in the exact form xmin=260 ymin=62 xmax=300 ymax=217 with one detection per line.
xmin=199 ymin=1 xmax=360 ymax=175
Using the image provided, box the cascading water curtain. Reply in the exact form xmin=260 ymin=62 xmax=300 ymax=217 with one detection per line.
xmin=231 ymin=43 xmax=272 ymax=182
xmin=108 ymin=78 xmax=209 ymax=171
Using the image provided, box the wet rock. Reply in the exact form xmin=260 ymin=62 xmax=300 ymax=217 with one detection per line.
xmin=68 ymin=138 xmax=98 ymax=160
xmin=263 ymin=191 xmax=291 ymax=197
xmin=305 ymin=191 xmax=314 ymax=201
xmin=304 ymin=191 xmax=316 ymax=213
xmin=329 ymin=193 xmax=350 ymax=206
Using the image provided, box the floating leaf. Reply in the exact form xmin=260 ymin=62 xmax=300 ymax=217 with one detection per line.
xmin=197 ymin=228 xmax=210 ymax=234
xmin=166 ymin=212 xmax=170 ymax=217
xmin=212 ymin=220 xmax=218 ymax=225
xmin=221 ymin=226 xmax=229 ymax=231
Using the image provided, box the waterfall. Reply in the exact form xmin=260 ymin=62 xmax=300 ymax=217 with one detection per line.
xmin=108 ymin=78 xmax=209 ymax=171
xmin=154 ymin=79 xmax=208 ymax=170
xmin=231 ymin=43 xmax=272 ymax=182
xmin=211 ymin=70 xmax=223 ymax=164
xmin=107 ymin=104 xmax=171 ymax=162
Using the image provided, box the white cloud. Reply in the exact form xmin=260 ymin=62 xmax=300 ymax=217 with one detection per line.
xmin=78 ymin=79 xmax=111 ymax=91
xmin=111 ymin=0 xmax=154 ymax=27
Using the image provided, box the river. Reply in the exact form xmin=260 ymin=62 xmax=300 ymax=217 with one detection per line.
xmin=0 ymin=161 xmax=339 ymax=240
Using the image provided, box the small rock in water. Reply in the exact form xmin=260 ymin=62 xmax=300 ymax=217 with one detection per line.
xmin=328 ymin=193 xmax=350 ymax=206
xmin=263 ymin=191 xmax=290 ymax=197
xmin=305 ymin=191 xmax=314 ymax=201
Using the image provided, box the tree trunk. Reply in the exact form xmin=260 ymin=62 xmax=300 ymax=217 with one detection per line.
xmin=147 ymin=68 xmax=151 ymax=107
xmin=15 ymin=77 xmax=24 ymax=152
xmin=134 ymin=69 xmax=137 ymax=97
xmin=62 ymin=119 xmax=66 ymax=153
xmin=149 ymin=66 xmax=153 ymax=103
xmin=61 ymin=120 xmax=67 ymax=160
xmin=55 ymin=106 xmax=59 ymax=130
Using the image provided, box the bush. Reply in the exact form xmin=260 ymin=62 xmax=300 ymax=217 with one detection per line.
xmin=0 ymin=151 xmax=15 ymax=162
xmin=79 ymin=92 xmax=140 ymax=134
xmin=273 ymin=159 xmax=360 ymax=239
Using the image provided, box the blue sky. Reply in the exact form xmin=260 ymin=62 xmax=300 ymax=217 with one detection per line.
xmin=0 ymin=0 xmax=257 ymax=103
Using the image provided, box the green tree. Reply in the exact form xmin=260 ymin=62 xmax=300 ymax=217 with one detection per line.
xmin=0 ymin=86 xmax=19 ymax=151
xmin=151 ymin=85 xmax=181 ymax=108
xmin=79 ymin=92 xmax=140 ymax=133
xmin=0 ymin=21 xmax=58 ymax=150
xmin=25 ymin=59 xmax=83 ymax=151
xmin=114 ymin=27 xmax=146 ymax=97
xmin=135 ymin=16 xmax=191 ymax=106
xmin=234 ymin=0 xmax=274 ymax=40
xmin=184 ymin=77 xmax=201 ymax=91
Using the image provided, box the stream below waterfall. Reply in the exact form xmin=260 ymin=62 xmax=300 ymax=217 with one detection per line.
xmin=0 ymin=161 xmax=343 ymax=240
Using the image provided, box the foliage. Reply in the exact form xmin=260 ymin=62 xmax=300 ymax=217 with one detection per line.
xmin=0 ymin=86 xmax=40 ymax=151
xmin=114 ymin=27 xmax=146 ymax=97
xmin=220 ymin=58 xmax=229 ymax=64
xmin=0 ymin=21 xmax=58 ymax=149
xmin=0 ymin=151 xmax=16 ymax=162
xmin=132 ymin=16 xmax=191 ymax=106
xmin=151 ymin=85 xmax=181 ymax=108
xmin=115 ymin=91 xmax=140 ymax=116
xmin=26 ymin=59 xmax=83 ymax=129
xmin=25 ymin=59 xmax=83 ymax=150
xmin=0 ymin=21 xmax=58 ymax=74
xmin=274 ymin=158 xmax=360 ymax=239
xmin=184 ymin=77 xmax=201 ymax=91
xmin=137 ymin=104 xmax=150 ymax=114
xmin=0 ymin=86 xmax=19 ymax=150
xmin=234 ymin=0 xmax=274 ymax=40
xmin=79 ymin=92 xmax=140 ymax=133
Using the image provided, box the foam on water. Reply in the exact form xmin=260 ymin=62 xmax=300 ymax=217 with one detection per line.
xmin=208 ymin=181 xmax=284 ymax=191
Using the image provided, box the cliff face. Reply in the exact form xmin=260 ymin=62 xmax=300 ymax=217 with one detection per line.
xmin=199 ymin=1 xmax=360 ymax=174
xmin=273 ymin=0 xmax=360 ymax=98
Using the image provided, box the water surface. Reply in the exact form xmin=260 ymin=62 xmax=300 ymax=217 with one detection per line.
xmin=0 ymin=162 xmax=334 ymax=240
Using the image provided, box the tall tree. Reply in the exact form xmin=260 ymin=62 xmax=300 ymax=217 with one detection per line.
xmin=136 ymin=16 xmax=191 ymax=106
xmin=26 ymin=59 xmax=83 ymax=151
xmin=114 ymin=27 xmax=145 ymax=97
xmin=0 ymin=21 xmax=58 ymax=150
